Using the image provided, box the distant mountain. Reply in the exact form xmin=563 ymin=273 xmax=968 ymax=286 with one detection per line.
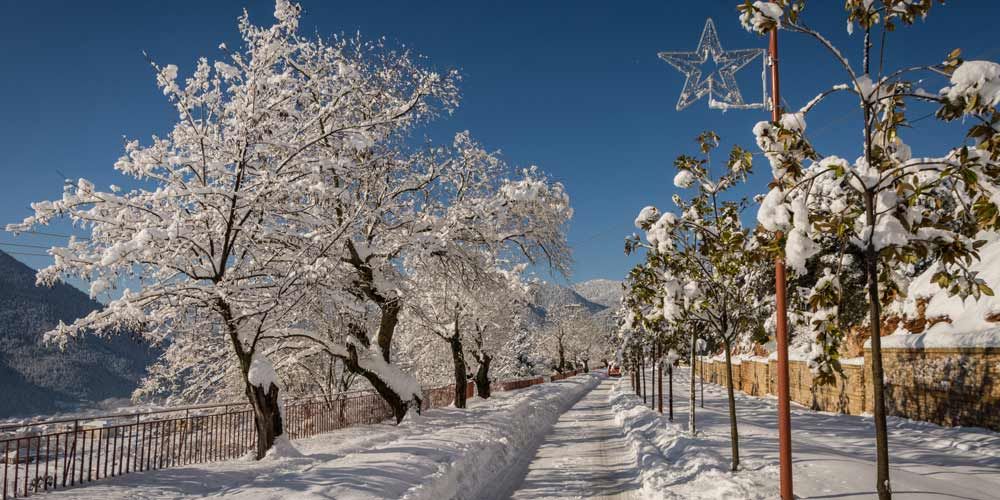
xmin=0 ymin=250 xmax=157 ymax=419
xmin=519 ymin=279 xmax=621 ymax=337
xmin=572 ymin=279 xmax=623 ymax=309
xmin=531 ymin=281 xmax=606 ymax=316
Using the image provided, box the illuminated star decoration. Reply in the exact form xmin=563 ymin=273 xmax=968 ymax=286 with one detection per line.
xmin=658 ymin=18 xmax=765 ymax=111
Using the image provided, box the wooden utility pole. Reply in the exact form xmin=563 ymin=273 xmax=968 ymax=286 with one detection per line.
xmin=769 ymin=26 xmax=794 ymax=500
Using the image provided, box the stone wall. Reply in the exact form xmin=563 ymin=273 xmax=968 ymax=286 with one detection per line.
xmin=868 ymin=346 xmax=1000 ymax=430
xmin=694 ymin=345 xmax=999 ymax=431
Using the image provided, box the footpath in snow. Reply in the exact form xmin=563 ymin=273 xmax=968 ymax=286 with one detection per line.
xmin=42 ymin=373 xmax=600 ymax=500
xmin=501 ymin=376 xmax=641 ymax=499
xmin=624 ymin=366 xmax=1000 ymax=499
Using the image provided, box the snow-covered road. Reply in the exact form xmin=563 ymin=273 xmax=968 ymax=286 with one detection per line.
xmin=505 ymin=377 xmax=641 ymax=499
xmin=635 ymin=367 xmax=1000 ymax=499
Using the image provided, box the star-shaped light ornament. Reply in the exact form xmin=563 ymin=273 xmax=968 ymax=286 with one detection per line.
xmin=659 ymin=18 xmax=766 ymax=111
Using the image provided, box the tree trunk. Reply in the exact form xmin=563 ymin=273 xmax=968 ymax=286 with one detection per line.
xmin=247 ymin=381 xmax=284 ymax=460
xmin=218 ymin=298 xmax=285 ymax=460
xmin=651 ymin=344 xmax=657 ymax=410
xmin=450 ymin=336 xmax=468 ymax=409
xmin=340 ymin=304 xmax=417 ymax=423
xmin=689 ymin=331 xmax=697 ymax=434
xmin=640 ymin=353 xmax=647 ymax=403
xmin=344 ymin=340 xmax=415 ymax=424
xmin=583 ymin=359 xmax=589 ymax=372
xmin=658 ymin=353 xmax=664 ymax=415
xmin=700 ymin=354 xmax=705 ymax=408
xmin=668 ymin=364 xmax=673 ymax=421
xmin=724 ymin=340 xmax=741 ymax=472
xmin=557 ymin=334 xmax=566 ymax=372
xmin=864 ymin=191 xmax=892 ymax=500
xmin=632 ymin=361 xmax=637 ymax=393
xmin=474 ymin=353 xmax=492 ymax=399
xmin=633 ymin=353 xmax=640 ymax=395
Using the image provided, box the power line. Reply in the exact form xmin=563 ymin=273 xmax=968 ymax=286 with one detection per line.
xmin=13 ymin=230 xmax=90 ymax=240
xmin=3 ymin=251 xmax=50 ymax=258
xmin=0 ymin=242 xmax=51 ymax=250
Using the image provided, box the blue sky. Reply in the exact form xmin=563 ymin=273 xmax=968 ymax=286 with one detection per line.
xmin=2 ymin=0 xmax=999 ymax=288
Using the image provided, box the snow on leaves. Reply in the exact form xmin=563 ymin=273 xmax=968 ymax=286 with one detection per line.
xmin=6 ymin=0 xmax=572 ymax=448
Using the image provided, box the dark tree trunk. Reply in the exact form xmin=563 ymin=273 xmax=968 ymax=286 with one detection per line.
xmin=450 ymin=335 xmax=468 ymax=409
xmin=864 ymin=191 xmax=892 ymax=500
xmin=558 ymin=336 xmax=566 ymax=372
xmin=219 ymin=298 xmax=284 ymax=460
xmin=583 ymin=359 xmax=589 ymax=372
xmin=658 ymin=358 xmax=664 ymax=415
xmin=345 ymin=337 xmax=416 ymax=424
xmin=336 ymin=302 xmax=416 ymax=423
xmin=724 ymin=340 xmax=740 ymax=472
xmin=651 ymin=344 xmax=657 ymax=410
xmin=689 ymin=331 xmax=697 ymax=433
xmin=668 ymin=364 xmax=673 ymax=421
xmin=474 ymin=353 xmax=492 ymax=399
xmin=634 ymin=352 xmax=641 ymax=395
xmin=640 ymin=353 xmax=647 ymax=403
xmin=632 ymin=355 xmax=638 ymax=393
xmin=342 ymin=245 xmax=415 ymax=422
xmin=247 ymin=382 xmax=284 ymax=459
xmin=352 ymin=359 xmax=412 ymax=423
xmin=700 ymin=354 xmax=705 ymax=408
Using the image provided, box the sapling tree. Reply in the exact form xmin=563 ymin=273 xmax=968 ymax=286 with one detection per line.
xmin=627 ymin=132 xmax=771 ymax=471
xmin=740 ymin=1 xmax=1000 ymax=497
xmin=620 ymin=259 xmax=689 ymax=416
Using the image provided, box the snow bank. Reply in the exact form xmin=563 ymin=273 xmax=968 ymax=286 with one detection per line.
xmin=875 ymin=329 xmax=1000 ymax=349
xmin=892 ymin=231 xmax=1000 ymax=346
xmin=608 ymin=379 xmax=778 ymax=499
xmin=44 ymin=374 xmax=600 ymax=500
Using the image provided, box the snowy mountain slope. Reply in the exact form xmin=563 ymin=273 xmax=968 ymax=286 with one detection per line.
xmin=0 ymin=250 xmax=157 ymax=418
xmin=531 ymin=281 xmax=606 ymax=316
xmin=572 ymin=279 xmax=623 ymax=309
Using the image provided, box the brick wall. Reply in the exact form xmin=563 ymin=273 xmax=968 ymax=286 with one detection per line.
xmin=695 ymin=346 xmax=999 ymax=431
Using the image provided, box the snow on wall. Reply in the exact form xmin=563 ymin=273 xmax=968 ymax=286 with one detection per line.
xmin=890 ymin=231 xmax=1000 ymax=347
xmin=876 ymin=329 xmax=1000 ymax=349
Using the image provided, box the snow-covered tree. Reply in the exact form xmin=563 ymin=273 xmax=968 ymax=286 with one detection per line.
xmin=540 ymin=302 xmax=596 ymax=372
xmin=740 ymin=2 xmax=1000 ymax=497
xmin=403 ymin=249 xmax=531 ymax=407
xmin=7 ymin=0 xmax=461 ymax=457
xmin=626 ymin=132 xmax=771 ymax=470
xmin=495 ymin=325 xmax=546 ymax=379
xmin=6 ymin=0 xmax=570 ymax=456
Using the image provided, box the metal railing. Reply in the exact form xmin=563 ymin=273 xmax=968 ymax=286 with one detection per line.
xmin=495 ymin=376 xmax=545 ymax=391
xmin=550 ymin=369 xmax=583 ymax=382
xmin=1 ymin=373 xmax=582 ymax=499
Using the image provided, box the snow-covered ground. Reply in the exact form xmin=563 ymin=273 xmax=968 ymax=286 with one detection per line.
xmin=611 ymin=372 xmax=777 ymax=499
xmin=622 ymin=367 xmax=1000 ymax=499
xmin=503 ymin=377 xmax=641 ymax=499
xmin=31 ymin=368 xmax=1000 ymax=499
xmin=42 ymin=374 xmax=600 ymax=500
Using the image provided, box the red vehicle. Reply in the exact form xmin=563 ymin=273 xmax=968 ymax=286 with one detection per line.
xmin=608 ymin=365 xmax=622 ymax=377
